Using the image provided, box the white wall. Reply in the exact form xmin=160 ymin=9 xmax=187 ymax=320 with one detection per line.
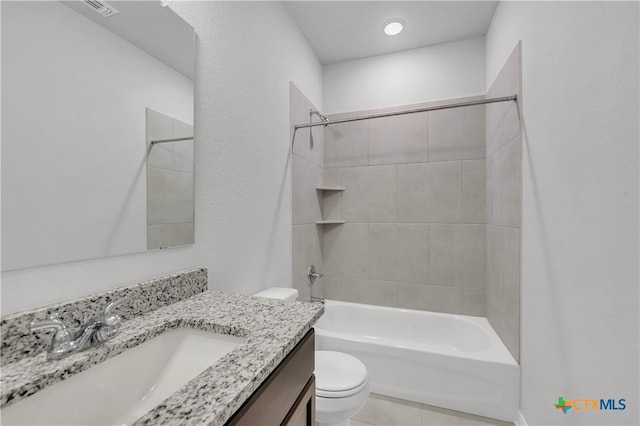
xmin=486 ymin=2 xmax=639 ymax=425
xmin=2 ymin=1 xmax=193 ymax=271
xmin=323 ymin=37 xmax=486 ymax=114
xmin=1 ymin=1 xmax=322 ymax=314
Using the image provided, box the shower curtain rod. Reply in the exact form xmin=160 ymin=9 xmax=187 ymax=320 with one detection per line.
xmin=150 ymin=136 xmax=194 ymax=145
xmin=293 ymin=95 xmax=518 ymax=130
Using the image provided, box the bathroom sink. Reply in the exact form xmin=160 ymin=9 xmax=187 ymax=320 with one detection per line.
xmin=1 ymin=328 xmax=245 ymax=425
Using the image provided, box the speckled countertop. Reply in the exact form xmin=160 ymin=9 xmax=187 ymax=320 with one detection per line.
xmin=0 ymin=290 xmax=324 ymax=425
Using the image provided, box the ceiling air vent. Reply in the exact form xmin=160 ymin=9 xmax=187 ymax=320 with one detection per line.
xmin=82 ymin=0 xmax=119 ymax=17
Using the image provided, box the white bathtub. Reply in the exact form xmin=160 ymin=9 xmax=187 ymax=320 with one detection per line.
xmin=314 ymin=300 xmax=519 ymax=422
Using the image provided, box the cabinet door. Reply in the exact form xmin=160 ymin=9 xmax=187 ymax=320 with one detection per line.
xmin=227 ymin=329 xmax=315 ymax=426
xmin=284 ymin=375 xmax=315 ymax=426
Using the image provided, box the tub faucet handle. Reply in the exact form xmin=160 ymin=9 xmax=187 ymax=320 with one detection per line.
xmin=307 ymin=265 xmax=323 ymax=285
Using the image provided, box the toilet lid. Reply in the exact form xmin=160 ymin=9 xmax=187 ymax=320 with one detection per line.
xmin=315 ymin=351 xmax=367 ymax=398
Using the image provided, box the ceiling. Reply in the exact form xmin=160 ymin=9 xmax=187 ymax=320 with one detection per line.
xmin=284 ymin=1 xmax=498 ymax=65
xmin=63 ymin=1 xmax=194 ymax=79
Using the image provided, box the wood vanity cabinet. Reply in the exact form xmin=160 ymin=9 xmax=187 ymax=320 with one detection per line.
xmin=226 ymin=329 xmax=315 ymax=426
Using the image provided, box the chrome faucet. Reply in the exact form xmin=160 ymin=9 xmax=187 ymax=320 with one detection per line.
xmin=307 ymin=265 xmax=325 ymax=304
xmin=30 ymin=299 xmax=127 ymax=361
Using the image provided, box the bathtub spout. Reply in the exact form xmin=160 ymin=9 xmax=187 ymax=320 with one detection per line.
xmin=310 ymin=295 xmax=325 ymax=304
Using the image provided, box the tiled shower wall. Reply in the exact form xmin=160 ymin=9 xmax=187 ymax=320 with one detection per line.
xmin=320 ymin=100 xmax=487 ymax=316
xmin=291 ymin=83 xmax=325 ymax=302
xmin=485 ymin=43 xmax=522 ymax=361
xmin=146 ymin=108 xmax=195 ymax=249
xmin=291 ymin=64 xmax=521 ymax=331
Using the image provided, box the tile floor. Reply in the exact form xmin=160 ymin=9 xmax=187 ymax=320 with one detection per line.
xmin=350 ymin=394 xmax=513 ymax=426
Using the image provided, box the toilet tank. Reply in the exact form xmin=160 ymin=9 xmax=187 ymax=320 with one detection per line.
xmin=253 ymin=287 xmax=299 ymax=302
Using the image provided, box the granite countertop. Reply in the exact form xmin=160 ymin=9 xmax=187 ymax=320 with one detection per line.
xmin=0 ymin=290 xmax=324 ymax=425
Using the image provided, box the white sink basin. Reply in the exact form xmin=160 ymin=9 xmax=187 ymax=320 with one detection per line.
xmin=1 ymin=328 xmax=245 ymax=425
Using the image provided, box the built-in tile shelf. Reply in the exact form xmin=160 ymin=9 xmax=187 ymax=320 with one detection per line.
xmin=316 ymin=186 xmax=346 ymax=224
xmin=315 ymin=186 xmax=345 ymax=191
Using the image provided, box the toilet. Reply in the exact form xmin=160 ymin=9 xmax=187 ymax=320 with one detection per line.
xmin=254 ymin=287 xmax=369 ymax=426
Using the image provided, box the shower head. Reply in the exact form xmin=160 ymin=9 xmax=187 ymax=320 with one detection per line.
xmin=310 ymin=109 xmax=329 ymax=125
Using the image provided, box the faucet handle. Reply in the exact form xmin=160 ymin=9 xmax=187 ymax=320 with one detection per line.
xmin=104 ymin=298 xmax=127 ymax=315
xmin=30 ymin=315 xmax=67 ymax=333
xmin=101 ymin=298 xmax=127 ymax=330
xmin=307 ymin=265 xmax=324 ymax=286
xmin=30 ymin=315 xmax=71 ymax=353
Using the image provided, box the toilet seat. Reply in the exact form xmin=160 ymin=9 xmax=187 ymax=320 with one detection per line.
xmin=315 ymin=351 xmax=368 ymax=398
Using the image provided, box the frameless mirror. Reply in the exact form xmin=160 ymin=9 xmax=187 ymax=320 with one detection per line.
xmin=1 ymin=0 xmax=195 ymax=271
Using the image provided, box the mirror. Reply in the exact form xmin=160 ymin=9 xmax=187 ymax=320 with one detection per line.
xmin=1 ymin=0 xmax=195 ymax=271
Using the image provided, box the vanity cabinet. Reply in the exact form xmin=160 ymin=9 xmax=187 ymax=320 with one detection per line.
xmin=227 ymin=329 xmax=315 ymax=426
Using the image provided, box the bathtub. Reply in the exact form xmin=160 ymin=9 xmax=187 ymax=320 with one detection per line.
xmin=314 ymin=300 xmax=519 ymax=422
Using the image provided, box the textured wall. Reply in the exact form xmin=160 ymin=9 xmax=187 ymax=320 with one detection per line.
xmin=487 ymin=2 xmax=639 ymax=425
xmin=323 ymin=37 xmax=486 ymax=114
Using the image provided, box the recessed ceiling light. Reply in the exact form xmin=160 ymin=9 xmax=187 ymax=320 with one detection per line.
xmin=383 ymin=19 xmax=404 ymax=36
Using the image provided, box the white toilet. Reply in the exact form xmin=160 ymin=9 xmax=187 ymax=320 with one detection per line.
xmin=254 ymin=287 xmax=369 ymax=426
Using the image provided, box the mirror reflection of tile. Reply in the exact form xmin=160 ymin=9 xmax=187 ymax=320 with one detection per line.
xmin=146 ymin=108 xmax=194 ymax=250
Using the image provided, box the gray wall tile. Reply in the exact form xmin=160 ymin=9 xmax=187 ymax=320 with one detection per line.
xmin=308 ymin=224 xmax=324 ymax=276
xmin=292 ymin=156 xmax=322 ymax=225
xmin=463 ymin=159 xmax=486 ymax=223
xmin=292 ymin=224 xmax=324 ymax=301
xmin=146 ymin=109 xmax=194 ymax=250
xmin=323 ymin=223 xmax=369 ymax=278
xmin=429 ymin=105 xmax=485 ymax=161
xmin=486 ymin=226 xmax=520 ymax=312
xmin=368 ymin=224 xmax=429 ymax=283
xmin=462 ymin=287 xmax=486 ymax=317
xmin=170 ymin=139 xmax=194 ymax=174
xmin=321 ymin=169 xmax=343 ymax=221
xmin=324 ymin=120 xmax=368 ymax=168
xmin=368 ymin=113 xmax=428 ymax=165
xmin=147 ymin=167 xmax=194 ymax=224
xmin=395 ymin=282 xmax=462 ymax=314
xmin=398 ymin=162 xmax=462 ymax=223
xmin=485 ymin=42 xmax=522 ymax=361
xmin=147 ymin=218 xmax=194 ymax=249
xmin=429 ymin=224 xmax=486 ymax=288
xmin=322 ymin=168 xmax=342 ymax=187
xmin=171 ymin=222 xmax=195 ymax=246
xmin=291 ymin=82 xmax=324 ymax=167
xmin=487 ymin=293 xmax=519 ymax=362
xmin=147 ymin=109 xmax=194 ymax=173
xmin=324 ymin=277 xmax=399 ymax=307
xmin=486 ymin=43 xmax=521 ymax=141
xmin=487 ymin=101 xmax=521 ymax=156
xmin=342 ymin=165 xmax=397 ymax=222
xmin=486 ymin=224 xmax=521 ymax=360
xmin=290 ymin=85 xmax=325 ymax=304
xmin=487 ymin=139 xmax=521 ymax=228
xmin=146 ymin=108 xmax=173 ymax=169
xmin=171 ymin=121 xmax=194 ymax=173
xmin=322 ymin=190 xmax=343 ymax=221
xmin=292 ymin=224 xmax=309 ymax=298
